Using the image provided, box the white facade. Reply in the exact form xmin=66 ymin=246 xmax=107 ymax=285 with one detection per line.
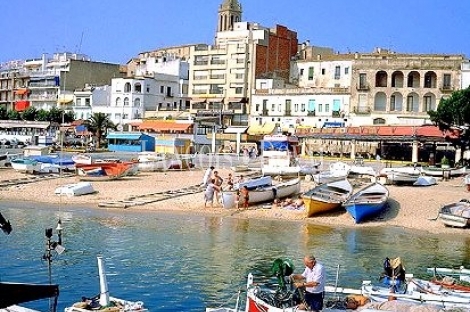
xmin=461 ymin=60 xmax=470 ymax=89
xmin=73 ymin=85 xmax=110 ymax=120
xmin=295 ymin=60 xmax=353 ymax=88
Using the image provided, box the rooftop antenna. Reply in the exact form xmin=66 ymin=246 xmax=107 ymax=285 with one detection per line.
xmin=77 ymin=31 xmax=84 ymax=54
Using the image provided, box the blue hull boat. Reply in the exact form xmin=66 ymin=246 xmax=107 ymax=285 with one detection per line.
xmin=343 ymin=182 xmax=389 ymax=223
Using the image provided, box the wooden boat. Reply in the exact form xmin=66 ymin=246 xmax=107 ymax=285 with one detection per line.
xmin=361 ymin=274 xmax=470 ymax=309
xmin=221 ymin=178 xmax=300 ymax=208
xmin=302 ymin=179 xmax=353 ymax=217
xmin=385 ymin=170 xmax=421 ymax=185
xmin=422 ymin=166 xmax=467 ymax=177
xmin=207 ymin=267 xmax=381 ymax=312
xmin=438 ymin=199 xmax=470 ymax=228
xmin=343 ymin=182 xmax=389 ymax=223
xmin=55 ymin=182 xmax=96 ymax=196
xmin=72 ymin=154 xmax=93 ymax=165
xmin=10 ymin=158 xmax=41 ymax=173
xmin=75 ymin=162 xmax=132 ymax=181
xmin=312 ymin=161 xmax=350 ymax=184
xmin=427 ymin=266 xmax=470 ymax=283
xmin=65 ymin=257 xmax=147 ymax=312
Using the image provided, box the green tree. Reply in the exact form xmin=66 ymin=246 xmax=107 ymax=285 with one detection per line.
xmin=36 ymin=109 xmax=50 ymax=121
xmin=22 ymin=107 xmax=38 ymax=121
xmin=7 ymin=110 xmax=21 ymax=120
xmin=83 ymin=112 xmax=116 ymax=148
xmin=428 ymin=87 xmax=470 ymax=150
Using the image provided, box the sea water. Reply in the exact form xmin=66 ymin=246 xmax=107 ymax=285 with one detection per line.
xmin=0 ymin=201 xmax=469 ymax=312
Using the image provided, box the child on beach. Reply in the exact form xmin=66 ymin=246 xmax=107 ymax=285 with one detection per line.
xmin=239 ymin=186 xmax=249 ymax=209
xmin=227 ymin=173 xmax=234 ymax=190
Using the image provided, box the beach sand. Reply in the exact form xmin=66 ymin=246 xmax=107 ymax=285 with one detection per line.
xmin=0 ymin=166 xmax=469 ymax=235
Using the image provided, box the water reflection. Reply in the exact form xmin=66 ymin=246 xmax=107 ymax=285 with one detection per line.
xmin=0 ymin=202 xmax=469 ymax=312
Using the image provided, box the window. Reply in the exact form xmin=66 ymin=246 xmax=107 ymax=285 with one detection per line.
xmin=85 ymin=98 xmax=90 ymax=106
xmin=334 ymin=66 xmax=341 ymax=79
xmin=308 ymin=67 xmax=314 ymax=80
xmin=359 ymin=73 xmax=367 ymax=88
xmin=271 ymin=104 xmax=275 ymax=111
xmin=278 ymin=104 xmax=282 ymax=112
xmin=308 ymin=99 xmax=315 ymax=112
xmin=294 ymin=103 xmax=299 ymax=112
xmin=160 ymin=86 xmax=164 ymax=93
xmin=115 ymin=97 xmax=122 ymax=107
xmin=123 ymin=113 xmax=129 ymax=119
xmin=318 ymin=104 xmax=323 ymax=112
xmin=406 ymin=95 xmax=413 ymax=111
xmin=325 ymin=103 xmax=330 ymax=112
xmin=443 ymin=74 xmax=451 ymax=88
xmin=124 ymin=97 xmax=129 ymax=106
xmin=424 ymin=95 xmax=432 ymax=111
xmin=301 ymin=104 xmax=305 ymax=112
xmin=134 ymin=98 xmax=141 ymax=107
xmin=255 ymin=104 xmax=260 ymax=111
xmin=321 ymin=68 xmax=326 ymax=75
xmin=134 ymin=83 xmax=142 ymax=93
xmin=235 ymin=87 xmax=243 ymax=94
xmin=300 ymin=69 xmax=304 ymax=76
xmin=124 ymin=82 xmax=131 ymax=93
xmin=345 ymin=67 xmax=349 ymax=75
xmin=390 ymin=95 xmax=396 ymax=111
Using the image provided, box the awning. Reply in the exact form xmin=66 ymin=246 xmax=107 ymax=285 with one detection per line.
xmin=139 ymin=120 xmax=192 ymax=132
xmin=107 ymin=133 xmax=144 ymax=140
xmin=247 ymin=123 xmax=276 ymax=135
xmin=224 ymin=126 xmax=248 ymax=134
xmin=190 ymin=98 xmax=207 ymax=104
xmin=227 ymin=97 xmax=248 ymax=103
xmin=207 ymin=97 xmax=224 ymax=103
xmin=58 ymin=95 xmax=74 ymax=105
xmin=15 ymin=88 xmax=29 ymax=95
xmin=15 ymin=100 xmax=30 ymax=112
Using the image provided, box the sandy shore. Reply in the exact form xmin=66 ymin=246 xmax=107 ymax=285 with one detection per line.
xmin=0 ymin=166 xmax=469 ymax=235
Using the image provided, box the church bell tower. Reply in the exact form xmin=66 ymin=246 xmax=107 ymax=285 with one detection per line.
xmin=217 ymin=0 xmax=242 ymax=32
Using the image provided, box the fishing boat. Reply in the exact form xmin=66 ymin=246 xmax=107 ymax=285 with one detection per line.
xmin=221 ymin=178 xmax=301 ymax=209
xmin=75 ymin=162 xmax=132 ymax=181
xmin=427 ymin=266 xmax=470 ymax=283
xmin=10 ymin=158 xmax=41 ymax=173
xmin=312 ymin=162 xmax=350 ymax=184
xmin=65 ymin=257 xmax=147 ymax=312
xmin=302 ymin=179 xmax=353 ymax=217
xmin=361 ymin=274 xmax=470 ymax=309
xmin=438 ymin=199 xmax=470 ymax=228
xmin=206 ymin=259 xmax=380 ymax=312
xmin=72 ymin=154 xmax=93 ymax=165
xmin=421 ymin=166 xmax=467 ymax=177
xmin=29 ymin=154 xmax=76 ymax=172
xmin=261 ymin=134 xmax=301 ymax=176
xmin=384 ymin=170 xmax=421 ymax=185
xmin=55 ymin=182 xmax=96 ymax=196
xmin=343 ymin=182 xmax=389 ymax=223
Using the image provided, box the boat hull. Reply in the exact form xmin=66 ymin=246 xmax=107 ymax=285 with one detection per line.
xmin=302 ymin=179 xmax=352 ymax=217
xmin=439 ymin=200 xmax=470 ymax=228
xmin=343 ymin=183 xmax=389 ymax=223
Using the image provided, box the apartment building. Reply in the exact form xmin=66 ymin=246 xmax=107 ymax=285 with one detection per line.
xmin=0 ymin=53 xmax=124 ymax=113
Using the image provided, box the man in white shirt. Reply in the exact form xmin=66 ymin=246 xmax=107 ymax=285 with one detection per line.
xmin=291 ymin=255 xmax=325 ymax=312
xmin=202 ymin=166 xmax=215 ymax=187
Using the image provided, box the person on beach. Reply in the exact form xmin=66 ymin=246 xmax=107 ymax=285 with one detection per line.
xmin=204 ymin=178 xmax=220 ymax=208
xmin=237 ymin=174 xmax=245 ymax=184
xmin=238 ymin=185 xmax=249 ymax=209
xmin=290 ymin=255 xmax=325 ymax=312
xmin=227 ymin=173 xmax=234 ymax=190
xmin=213 ymin=170 xmax=224 ymax=203
xmin=202 ymin=166 xmax=215 ymax=187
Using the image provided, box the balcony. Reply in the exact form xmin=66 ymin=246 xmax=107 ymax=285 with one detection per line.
xmin=439 ymin=85 xmax=454 ymax=93
xmin=356 ymin=84 xmax=370 ymax=91
xmin=307 ymin=111 xmax=315 ymax=116
xmin=353 ymin=107 xmax=371 ymax=114
xmin=285 ymin=110 xmax=291 ymax=116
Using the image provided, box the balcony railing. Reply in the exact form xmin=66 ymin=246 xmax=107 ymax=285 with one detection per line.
xmin=353 ymin=107 xmax=371 ymax=114
xmin=356 ymin=84 xmax=370 ymax=91
xmin=439 ymin=85 xmax=454 ymax=93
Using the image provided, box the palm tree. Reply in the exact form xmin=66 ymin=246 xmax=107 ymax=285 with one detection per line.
xmin=83 ymin=113 xmax=117 ymax=148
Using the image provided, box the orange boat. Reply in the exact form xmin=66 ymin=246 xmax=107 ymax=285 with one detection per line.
xmin=75 ymin=162 xmax=132 ymax=181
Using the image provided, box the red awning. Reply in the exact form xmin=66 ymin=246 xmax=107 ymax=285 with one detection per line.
xmin=15 ymin=101 xmax=30 ymax=111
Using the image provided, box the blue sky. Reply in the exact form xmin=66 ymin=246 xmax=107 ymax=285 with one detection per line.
xmin=1 ymin=0 xmax=469 ymax=65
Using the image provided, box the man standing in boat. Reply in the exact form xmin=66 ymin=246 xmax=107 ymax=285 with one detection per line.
xmin=290 ymin=255 xmax=325 ymax=312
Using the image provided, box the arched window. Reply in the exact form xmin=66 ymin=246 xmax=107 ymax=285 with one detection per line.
xmin=134 ymin=83 xmax=142 ymax=93
xmin=115 ymin=97 xmax=122 ymax=107
xmin=124 ymin=82 xmax=131 ymax=93
xmin=134 ymin=98 xmax=141 ymax=107
xmin=124 ymin=97 xmax=129 ymax=106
